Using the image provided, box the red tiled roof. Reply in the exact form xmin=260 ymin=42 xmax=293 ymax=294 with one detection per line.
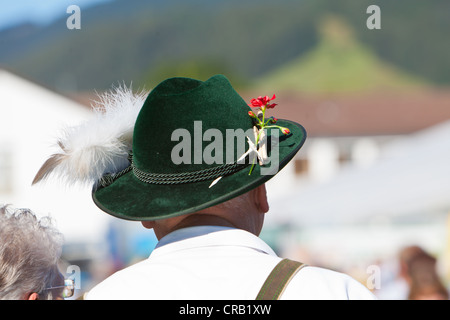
xmin=242 ymin=89 xmax=450 ymax=137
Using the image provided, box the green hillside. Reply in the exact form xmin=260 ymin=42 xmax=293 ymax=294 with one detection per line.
xmin=0 ymin=0 xmax=448 ymax=92
xmin=255 ymin=16 xmax=427 ymax=94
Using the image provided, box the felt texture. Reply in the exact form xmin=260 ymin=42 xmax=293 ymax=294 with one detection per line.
xmin=92 ymin=75 xmax=306 ymax=221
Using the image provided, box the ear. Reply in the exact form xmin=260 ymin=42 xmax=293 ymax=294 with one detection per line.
xmin=254 ymin=184 xmax=269 ymax=214
xmin=27 ymin=292 xmax=39 ymax=300
xmin=141 ymin=221 xmax=156 ymax=229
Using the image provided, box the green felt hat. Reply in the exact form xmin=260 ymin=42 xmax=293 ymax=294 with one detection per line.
xmin=92 ymin=75 xmax=306 ymax=221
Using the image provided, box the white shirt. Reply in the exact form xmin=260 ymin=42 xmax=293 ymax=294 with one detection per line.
xmin=86 ymin=226 xmax=376 ymax=300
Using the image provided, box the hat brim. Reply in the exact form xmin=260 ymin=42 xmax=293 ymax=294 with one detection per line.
xmin=92 ymin=119 xmax=306 ymax=221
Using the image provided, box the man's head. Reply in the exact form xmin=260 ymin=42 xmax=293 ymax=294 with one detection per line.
xmin=142 ymin=184 xmax=269 ymax=240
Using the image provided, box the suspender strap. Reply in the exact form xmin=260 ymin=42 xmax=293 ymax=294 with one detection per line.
xmin=255 ymin=258 xmax=306 ymax=300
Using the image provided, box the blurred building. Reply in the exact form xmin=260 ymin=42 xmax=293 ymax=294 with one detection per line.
xmin=0 ymin=68 xmax=96 ymax=238
xmin=0 ymin=69 xmax=156 ymax=295
xmin=260 ymin=90 xmax=450 ymax=286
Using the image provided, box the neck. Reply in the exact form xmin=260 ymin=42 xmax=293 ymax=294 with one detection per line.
xmin=171 ymin=214 xmax=238 ymax=232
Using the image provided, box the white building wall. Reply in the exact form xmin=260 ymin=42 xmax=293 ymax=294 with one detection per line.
xmin=0 ymin=70 xmax=112 ymax=243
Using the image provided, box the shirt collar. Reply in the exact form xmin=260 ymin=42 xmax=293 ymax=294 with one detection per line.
xmin=150 ymin=225 xmax=277 ymax=258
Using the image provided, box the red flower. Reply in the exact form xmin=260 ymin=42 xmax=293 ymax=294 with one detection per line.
xmin=249 ymin=94 xmax=276 ymax=108
xmin=281 ymin=127 xmax=290 ymax=135
xmin=248 ymin=111 xmax=256 ymax=118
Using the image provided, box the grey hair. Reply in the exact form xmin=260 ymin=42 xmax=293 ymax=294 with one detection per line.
xmin=0 ymin=205 xmax=64 ymax=300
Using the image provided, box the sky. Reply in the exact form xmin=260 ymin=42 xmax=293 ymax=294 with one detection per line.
xmin=0 ymin=0 xmax=112 ymax=30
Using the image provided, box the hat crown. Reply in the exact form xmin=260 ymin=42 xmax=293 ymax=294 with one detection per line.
xmin=133 ymin=75 xmax=253 ymax=173
xmin=92 ymin=75 xmax=306 ymax=220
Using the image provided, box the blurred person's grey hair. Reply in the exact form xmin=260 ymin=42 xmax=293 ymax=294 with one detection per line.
xmin=0 ymin=205 xmax=64 ymax=300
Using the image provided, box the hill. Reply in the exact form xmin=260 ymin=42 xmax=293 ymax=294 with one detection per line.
xmin=0 ymin=0 xmax=448 ymax=92
xmin=254 ymin=16 xmax=427 ymax=94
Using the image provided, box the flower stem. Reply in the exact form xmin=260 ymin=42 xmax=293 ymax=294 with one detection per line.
xmin=249 ymin=105 xmax=269 ymax=175
xmin=248 ymin=126 xmax=263 ymax=175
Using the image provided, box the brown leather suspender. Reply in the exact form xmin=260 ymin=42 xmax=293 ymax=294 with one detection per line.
xmin=255 ymin=258 xmax=306 ymax=300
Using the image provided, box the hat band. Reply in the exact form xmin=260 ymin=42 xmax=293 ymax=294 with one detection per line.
xmin=97 ymin=154 xmax=249 ymax=188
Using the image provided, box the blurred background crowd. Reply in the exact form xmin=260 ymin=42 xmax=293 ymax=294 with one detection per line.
xmin=0 ymin=0 xmax=449 ymax=299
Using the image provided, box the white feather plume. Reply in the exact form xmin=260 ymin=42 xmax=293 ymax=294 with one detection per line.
xmin=32 ymin=85 xmax=149 ymax=186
